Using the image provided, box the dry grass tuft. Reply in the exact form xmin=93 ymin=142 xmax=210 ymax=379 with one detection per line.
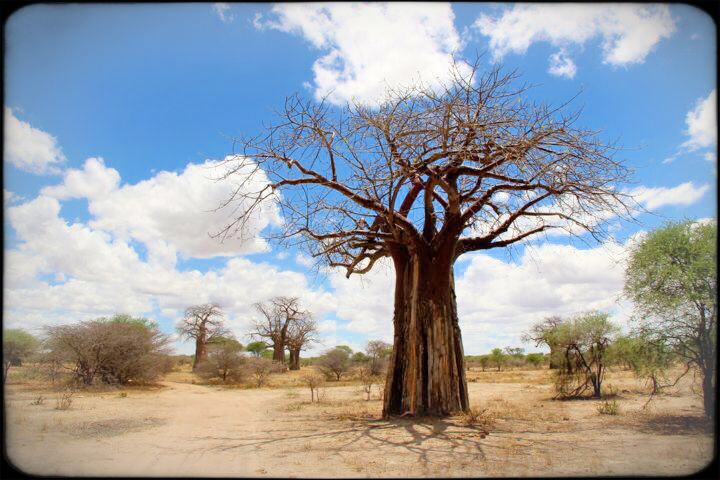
xmin=460 ymin=406 xmax=494 ymax=433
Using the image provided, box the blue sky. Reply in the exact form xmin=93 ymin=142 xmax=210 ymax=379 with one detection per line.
xmin=3 ymin=3 xmax=716 ymax=356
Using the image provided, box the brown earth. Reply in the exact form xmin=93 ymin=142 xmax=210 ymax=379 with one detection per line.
xmin=4 ymin=367 xmax=715 ymax=477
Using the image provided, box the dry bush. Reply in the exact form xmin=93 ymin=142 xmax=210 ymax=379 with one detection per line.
xmin=30 ymin=395 xmax=45 ymax=405
xmin=55 ymin=389 xmax=74 ymax=410
xmin=44 ymin=315 xmax=171 ymax=386
xmin=460 ymin=406 xmax=494 ymax=433
xmin=301 ymin=371 xmax=325 ymax=402
xmin=244 ymin=357 xmax=285 ymax=387
xmin=358 ymin=366 xmax=381 ymax=400
xmin=597 ymin=399 xmax=620 ymax=415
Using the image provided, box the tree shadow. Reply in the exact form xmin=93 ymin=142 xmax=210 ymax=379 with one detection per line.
xmin=632 ymin=414 xmax=713 ymax=436
xmin=195 ymin=415 xmax=501 ymax=468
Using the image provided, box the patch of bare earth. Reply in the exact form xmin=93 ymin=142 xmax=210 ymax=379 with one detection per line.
xmin=4 ymin=368 xmax=714 ymax=477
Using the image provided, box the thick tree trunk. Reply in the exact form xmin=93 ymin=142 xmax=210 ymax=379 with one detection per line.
xmin=383 ymin=250 xmax=469 ymax=417
xmin=289 ymin=349 xmax=300 ymax=370
xmin=272 ymin=342 xmax=285 ymax=364
xmin=193 ymin=335 xmax=207 ymax=370
xmin=702 ymin=366 xmax=715 ymax=419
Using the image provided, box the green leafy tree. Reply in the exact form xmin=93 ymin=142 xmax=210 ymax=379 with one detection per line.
xmin=489 ymin=348 xmax=506 ymax=371
xmin=528 ymin=312 xmax=618 ymax=398
xmin=625 ymin=220 xmax=717 ymax=417
xmin=246 ymin=341 xmax=269 ymax=358
xmin=352 ymin=352 xmax=370 ymax=363
xmin=525 ymin=352 xmax=544 ymax=368
xmin=318 ymin=347 xmax=352 ymax=381
xmin=3 ymin=329 xmax=40 ymax=381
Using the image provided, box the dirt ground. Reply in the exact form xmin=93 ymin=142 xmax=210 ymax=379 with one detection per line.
xmin=4 ymin=366 xmax=715 ymax=477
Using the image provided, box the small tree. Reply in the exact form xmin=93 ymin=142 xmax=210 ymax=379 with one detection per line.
xmin=3 ymin=329 xmax=40 ymax=382
xmin=611 ymin=332 xmax=674 ymax=396
xmin=525 ymin=352 xmax=544 ymax=369
xmin=301 ymin=371 xmax=325 ymax=402
xmin=245 ymin=341 xmax=269 ymax=358
xmin=196 ymin=337 xmax=245 ymax=383
xmin=530 ymin=312 xmax=617 ymax=399
xmin=523 ymin=315 xmax=565 ymax=369
xmin=176 ymin=304 xmax=229 ymax=370
xmin=244 ymin=357 xmax=284 ymax=387
xmin=366 ymin=340 xmax=392 ymax=375
xmin=504 ymin=347 xmax=525 ymax=368
xmin=478 ymin=355 xmax=490 ymax=372
xmin=317 ymin=347 xmax=352 ymax=381
xmin=358 ymin=365 xmax=380 ymax=401
xmin=625 ymin=220 xmax=717 ymax=418
xmin=489 ymin=348 xmax=506 ymax=371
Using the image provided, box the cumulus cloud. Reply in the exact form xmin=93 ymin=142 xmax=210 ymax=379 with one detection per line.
xmin=256 ymin=3 xmax=469 ymax=106
xmin=41 ymin=157 xmax=120 ymax=200
xmin=212 ymin=3 xmax=234 ymax=23
xmin=547 ymin=50 xmax=576 ymax=79
xmin=628 ymin=182 xmax=710 ymax=210
xmin=4 ymin=107 xmax=66 ymax=174
xmin=41 ymin=157 xmax=282 ymax=262
xmin=475 ymin=4 xmax=675 ymax=76
xmin=682 ymin=89 xmax=717 ymax=151
xmin=4 ymin=194 xmax=334 ymax=339
xmin=4 ymin=189 xmax=25 ymax=205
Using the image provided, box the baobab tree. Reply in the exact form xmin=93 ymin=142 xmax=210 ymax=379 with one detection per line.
xmin=286 ymin=316 xmax=318 ymax=370
xmin=252 ymin=296 xmax=311 ymax=364
xmin=176 ymin=304 xmax=229 ymax=370
xmin=215 ymin=61 xmax=634 ymax=417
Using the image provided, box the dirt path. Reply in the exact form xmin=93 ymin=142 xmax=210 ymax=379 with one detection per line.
xmin=5 ymin=379 xmax=715 ymax=477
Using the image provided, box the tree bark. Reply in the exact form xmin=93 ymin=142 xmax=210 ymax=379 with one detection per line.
xmin=382 ymin=249 xmax=469 ymax=417
xmin=193 ymin=335 xmax=208 ymax=370
xmin=289 ymin=349 xmax=300 ymax=370
xmin=702 ymin=365 xmax=715 ymax=419
xmin=272 ymin=340 xmax=285 ymax=364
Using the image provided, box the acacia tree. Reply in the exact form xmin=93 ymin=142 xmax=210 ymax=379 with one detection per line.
xmin=176 ymin=304 xmax=229 ymax=370
xmin=523 ymin=315 xmax=565 ymax=369
xmin=529 ymin=312 xmax=618 ymax=398
xmin=252 ymin=296 xmax=310 ymax=364
xmin=3 ymin=329 xmax=39 ymax=382
xmin=286 ymin=316 xmax=318 ymax=370
xmin=625 ymin=220 xmax=716 ymax=418
xmin=216 ymin=62 xmax=633 ymax=417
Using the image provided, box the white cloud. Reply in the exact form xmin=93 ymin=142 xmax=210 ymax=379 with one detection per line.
xmin=627 ymin=182 xmax=710 ymax=210
xmin=548 ymin=50 xmax=576 ymax=79
xmin=256 ymin=3 xmax=469 ymax=106
xmin=212 ymin=3 xmax=234 ymax=23
xmin=295 ymin=253 xmax=314 ymax=267
xmin=41 ymin=157 xmax=120 ymax=200
xmin=704 ymin=152 xmax=716 ymax=162
xmin=4 ymin=107 xmax=66 ymax=174
xmin=4 ymin=189 xmax=24 ymax=205
xmin=475 ymin=4 xmax=675 ymax=76
xmin=41 ymin=157 xmax=282 ymax=261
xmin=4 ymin=194 xmax=335 ymax=338
xmin=682 ymin=89 xmax=717 ymax=151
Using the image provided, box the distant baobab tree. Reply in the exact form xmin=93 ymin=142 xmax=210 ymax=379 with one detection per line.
xmin=176 ymin=304 xmax=229 ymax=370
xmin=252 ymin=296 xmax=311 ymax=365
xmin=286 ymin=316 xmax=318 ymax=370
xmin=215 ymin=60 xmax=635 ymax=417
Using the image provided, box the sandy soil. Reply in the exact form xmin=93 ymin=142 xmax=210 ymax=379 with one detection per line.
xmin=4 ymin=368 xmax=715 ymax=477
